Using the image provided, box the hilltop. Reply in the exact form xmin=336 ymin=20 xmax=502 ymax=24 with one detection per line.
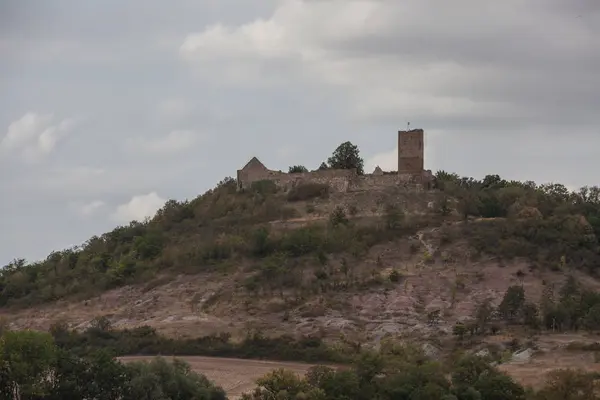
xmin=3 ymin=138 xmax=600 ymax=388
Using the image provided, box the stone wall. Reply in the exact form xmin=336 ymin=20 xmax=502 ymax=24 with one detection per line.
xmin=237 ymin=164 xmax=357 ymax=192
xmin=238 ymin=166 xmax=432 ymax=193
xmin=271 ymin=169 xmax=356 ymax=192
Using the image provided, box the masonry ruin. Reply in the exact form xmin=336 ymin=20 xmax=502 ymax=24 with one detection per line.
xmin=236 ymin=129 xmax=432 ymax=192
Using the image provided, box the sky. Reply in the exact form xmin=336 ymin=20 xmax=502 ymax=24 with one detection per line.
xmin=1 ymin=0 xmax=599 ymax=264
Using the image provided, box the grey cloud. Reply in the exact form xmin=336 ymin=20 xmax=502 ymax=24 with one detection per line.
xmin=2 ymin=0 xmax=600 ymax=264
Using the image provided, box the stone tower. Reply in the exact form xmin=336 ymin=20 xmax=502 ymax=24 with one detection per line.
xmin=397 ymin=129 xmax=424 ymax=174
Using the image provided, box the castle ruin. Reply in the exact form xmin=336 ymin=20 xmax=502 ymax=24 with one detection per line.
xmin=237 ymin=129 xmax=432 ymax=192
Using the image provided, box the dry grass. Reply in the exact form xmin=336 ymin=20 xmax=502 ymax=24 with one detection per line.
xmin=499 ymin=351 xmax=600 ymax=389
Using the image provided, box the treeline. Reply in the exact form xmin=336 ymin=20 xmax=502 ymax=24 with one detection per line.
xmin=2 ymin=327 xmax=599 ymax=400
xmin=452 ymin=275 xmax=600 ymax=343
xmin=435 ymin=171 xmax=600 ymax=272
xmin=0 ymin=329 xmax=227 ymax=400
xmin=48 ymin=317 xmax=342 ymax=363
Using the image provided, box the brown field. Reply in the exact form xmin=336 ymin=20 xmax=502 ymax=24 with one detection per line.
xmin=119 ymin=356 xmax=320 ymax=399
xmin=121 ymin=347 xmax=600 ymax=398
xmin=499 ymin=351 xmax=600 ymax=389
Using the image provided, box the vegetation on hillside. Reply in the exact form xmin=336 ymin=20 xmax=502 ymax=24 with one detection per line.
xmin=3 ymin=327 xmax=600 ymax=400
xmin=1 ymin=142 xmax=600 ymax=315
xmin=0 ymin=329 xmax=226 ymax=399
xmin=435 ymin=171 xmax=600 ymax=272
xmin=47 ymin=317 xmax=342 ymax=363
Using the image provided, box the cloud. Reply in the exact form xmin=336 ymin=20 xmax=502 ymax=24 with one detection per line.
xmin=0 ymin=112 xmax=79 ymax=162
xmin=125 ymin=130 xmax=202 ymax=157
xmin=111 ymin=192 xmax=166 ymax=224
xmin=157 ymin=98 xmax=194 ymax=120
xmin=71 ymin=200 xmax=106 ymax=217
xmin=2 ymin=0 xmax=600 ymax=265
xmin=180 ymin=0 xmax=600 ymax=126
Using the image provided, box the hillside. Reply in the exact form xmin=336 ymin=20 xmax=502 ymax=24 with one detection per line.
xmin=3 ymin=158 xmax=600 ymax=387
xmin=2 ymin=166 xmax=600 ymax=333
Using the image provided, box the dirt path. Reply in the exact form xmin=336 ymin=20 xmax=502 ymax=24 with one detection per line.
xmin=119 ymin=356 xmax=320 ymax=399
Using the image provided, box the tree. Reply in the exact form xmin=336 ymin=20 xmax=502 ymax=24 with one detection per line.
xmin=327 ymin=142 xmax=364 ymax=175
xmin=473 ymin=298 xmax=495 ymax=335
xmin=0 ymin=330 xmax=57 ymax=399
xmin=242 ymin=368 xmax=322 ymax=400
xmin=49 ymin=348 xmax=131 ymax=400
xmin=498 ymin=285 xmax=526 ymax=322
xmin=473 ymin=373 xmax=525 ymax=400
xmin=289 ymin=165 xmax=308 ymax=173
xmin=127 ymin=357 xmax=226 ymax=400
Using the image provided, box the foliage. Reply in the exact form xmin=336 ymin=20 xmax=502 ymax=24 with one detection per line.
xmin=289 ymin=165 xmax=309 ymax=173
xmin=327 ymin=141 xmax=364 ymax=175
xmin=287 ymin=183 xmax=330 ymax=202
xmin=0 ymin=329 xmax=226 ymax=400
xmin=3 ymin=328 xmax=599 ymax=400
xmin=0 ymin=172 xmax=432 ymax=308
xmin=498 ymin=285 xmax=526 ymax=322
xmin=127 ymin=357 xmax=226 ymax=400
xmin=384 ymin=203 xmax=404 ymax=230
xmin=242 ymin=347 xmax=535 ymax=400
xmin=50 ymin=323 xmax=344 ymax=364
xmin=0 ymin=330 xmax=57 ymax=398
xmin=329 ymin=207 xmax=349 ymax=227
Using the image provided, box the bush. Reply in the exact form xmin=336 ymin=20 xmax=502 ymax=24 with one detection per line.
xmin=329 ymin=206 xmax=348 ymax=227
xmin=250 ymin=180 xmax=278 ymax=195
xmin=287 ymin=183 xmax=330 ymax=202
xmin=288 ymin=165 xmax=308 ymax=173
xmin=389 ymin=270 xmax=402 ymax=283
xmin=50 ymin=323 xmax=344 ymax=364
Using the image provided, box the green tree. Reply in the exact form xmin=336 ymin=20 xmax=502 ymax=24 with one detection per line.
xmin=473 ymin=298 xmax=495 ymax=335
xmin=327 ymin=142 xmax=364 ymax=175
xmin=49 ymin=348 xmax=130 ymax=400
xmin=473 ymin=373 xmax=525 ymax=400
xmin=242 ymin=368 xmax=322 ymax=400
xmin=498 ymin=285 xmax=526 ymax=322
xmin=0 ymin=330 xmax=57 ymax=399
xmin=289 ymin=165 xmax=309 ymax=173
xmin=126 ymin=357 xmax=226 ymax=400
xmin=305 ymin=366 xmax=360 ymax=400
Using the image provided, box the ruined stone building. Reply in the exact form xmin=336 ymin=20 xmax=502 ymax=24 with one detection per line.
xmin=236 ymin=128 xmax=432 ymax=192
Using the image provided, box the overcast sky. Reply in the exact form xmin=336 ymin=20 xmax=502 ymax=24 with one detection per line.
xmin=1 ymin=0 xmax=599 ymax=264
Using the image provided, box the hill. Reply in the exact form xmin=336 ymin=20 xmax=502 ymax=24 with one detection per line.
xmin=3 ymin=144 xmax=600 ymax=387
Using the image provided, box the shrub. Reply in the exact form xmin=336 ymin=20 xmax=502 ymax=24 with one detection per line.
xmin=250 ymin=180 xmax=278 ymax=195
xmin=389 ymin=270 xmax=402 ymax=283
xmin=287 ymin=183 xmax=330 ymax=202
xmin=329 ymin=206 xmax=348 ymax=227
xmin=288 ymin=165 xmax=308 ymax=173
